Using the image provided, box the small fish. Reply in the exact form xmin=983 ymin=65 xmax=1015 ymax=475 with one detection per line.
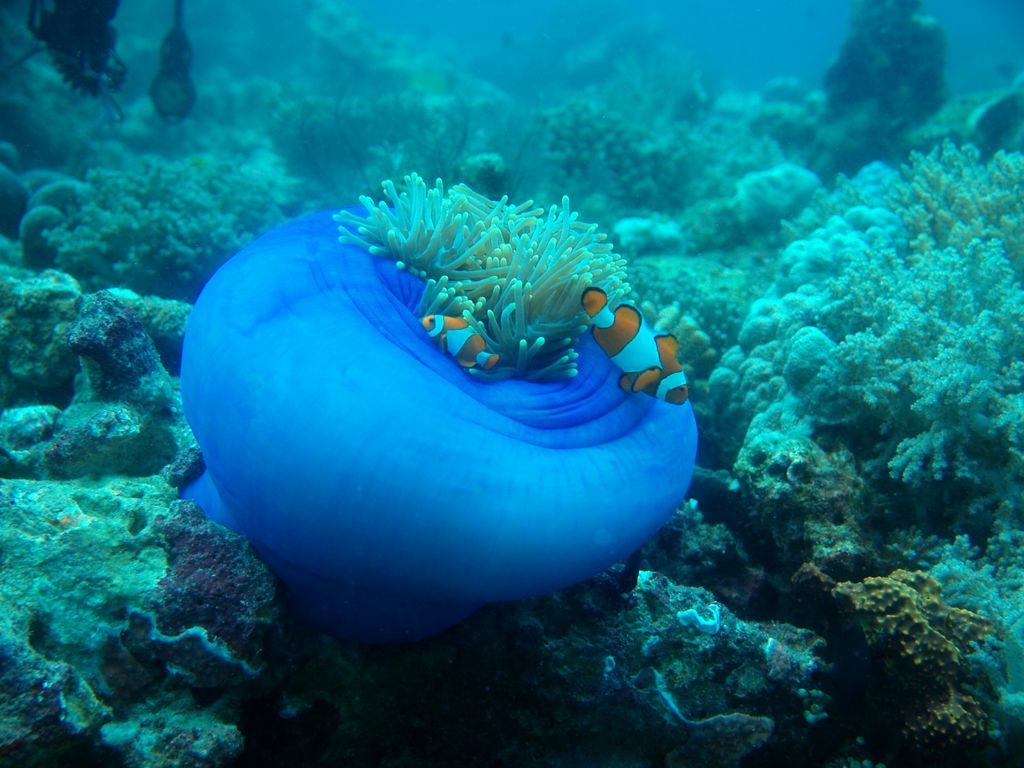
xmin=582 ymin=287 xmax=689 ymax=405
xmin=422 ymin=315 xmax=500 ymax=370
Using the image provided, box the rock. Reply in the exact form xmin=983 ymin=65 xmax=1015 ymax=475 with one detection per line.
xmin=0 ymin=404 xmax=61 ymax=450
xmin=43 ymin=402 xmax=161 ymax=477
xmin=149 ymin=500 xmax=279 ymax=682
xmin=0 ymin=632 xmax=110 ymax=766
xmin=0 ymin=269 xmax=81 ymax=408
xmin=735 ymin=430 xmax=869 ymax=577
xmin=66 ymin=291 xmax=172 ymax=406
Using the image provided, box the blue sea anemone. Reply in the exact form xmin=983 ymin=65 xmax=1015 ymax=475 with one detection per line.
xmin=181 ymin=178 xmax=697 ymax=642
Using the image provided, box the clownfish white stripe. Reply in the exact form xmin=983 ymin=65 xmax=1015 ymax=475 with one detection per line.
xmin=608 ymin=322 xmax=662 ymax=373
xmin=475 ymin=350 xmax=494 ymax=367
xmin=656 ymin=370 xmax=688 ymax=401
xmin=444 ymin=326 xmax=474 ymax=358
xmin=592 ymin=305 xmax=616 ymax=329
xmin=426 ymin=316 xmax=445 ymax=338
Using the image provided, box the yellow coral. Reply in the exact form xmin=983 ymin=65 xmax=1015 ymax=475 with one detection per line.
xmin=336 ymin=173 xmax=629 ymax=380
xmin=834 ymin=569 xmax=993 ymax=754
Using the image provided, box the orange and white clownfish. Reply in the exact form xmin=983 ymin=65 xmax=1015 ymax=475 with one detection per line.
xmin=422 ymin=314 xmax=500 ymax=371
xmin=581 ymin=287 xmax=689 ymax=405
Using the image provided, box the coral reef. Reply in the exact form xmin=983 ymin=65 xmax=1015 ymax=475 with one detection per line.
xmin=3 ymin=0 xmax=1024 ymax=763
xmin=0 ymin=267 xmax=277 ymax=766
xmin=250 ymin=568 xmax=820 ymax=767
xmin=833 ymin=569 xmax=994 ymax=760
xmin=39 ymin=156 xmax=289 ymax=301
xmin=0 ymin=478 xmax=279 ymax=768
xmin=817 ymin=0 xmax=947 ymax=174
xmin=710 ymin=145 xmax=1024 ymax=532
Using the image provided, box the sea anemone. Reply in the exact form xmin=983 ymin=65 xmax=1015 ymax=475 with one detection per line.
xmin=336 ymin=173 xmax=629 ymax=379
xmin=181 ymin=188 xmax=696 ymax=642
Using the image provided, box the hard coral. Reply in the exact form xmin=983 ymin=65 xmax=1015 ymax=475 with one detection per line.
xmin=712 ymin=152 xmax=1024 ymax=525
xmin=43 ymin=156 xmax=287 ymax=301
xmin=890 ymin=141 xmax=1024 ymax=270
xmin=542 ymin=99 xmax=691 ymax=213
xmin=834 ymin=569 xmax=993 ymax=758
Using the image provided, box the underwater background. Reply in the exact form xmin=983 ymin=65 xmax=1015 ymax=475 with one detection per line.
xmin=2 ymin=0 xmax=1024 ymax=766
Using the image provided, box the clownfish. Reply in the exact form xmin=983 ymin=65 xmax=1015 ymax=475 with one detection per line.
xmin=581 ymin=287 xmax=689 ymax=405
xmin=422 ymin=314 xmax=500 ymax=371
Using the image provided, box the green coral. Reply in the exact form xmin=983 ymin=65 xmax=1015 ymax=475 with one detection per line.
xmin=337 ymin=173 xmax=629 ymax=380
xmin=924 ymin=531 xmax=1024 ymax=754
xmin=822 ymin=239 xmax=1024 ymax=495
xmin=42 ymin=156 xmax=288 ymax=301
xmin=798 ymin=141 xmax=1024 ymax=266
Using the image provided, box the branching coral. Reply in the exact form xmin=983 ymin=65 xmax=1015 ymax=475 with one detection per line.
xmin=924 ymin=530 xmax=1024 ymax=753
xmin=337 ymin=173 xmax=630 ymax=380
xmin=796 ymin=142 xmax=1024 ymax=267
xmin=889 ymin=141 xmax=1024 ymax=269
xmin=712 ymin=145 xmax=1024 ymax=523
xmin=822 ymin=238 xmax=1024 ymax=497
